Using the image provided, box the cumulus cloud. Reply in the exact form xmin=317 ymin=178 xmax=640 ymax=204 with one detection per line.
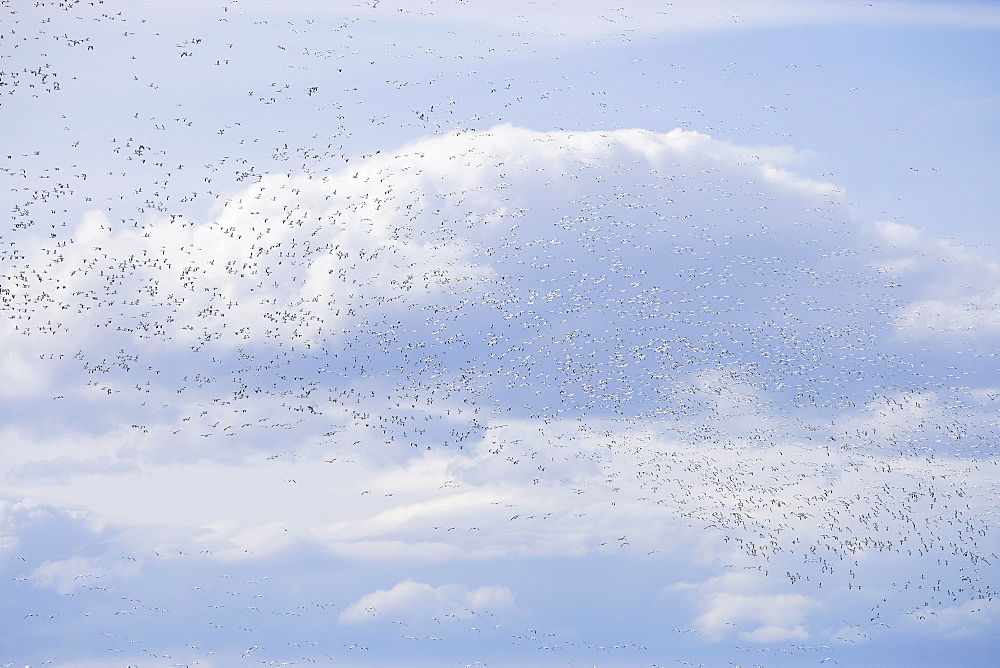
xmin=4 ymin=0 xmax=998 ymax=661
xmin=2 ymin=123 xmax=998 ymax=665
xmin=870 ymin=220 xmax=1000 ymax=339
xmin=683 ymin=571 xmax=819 ymax=642
xmin=339 ymin=580 xmax=515 ymax=624
xmin=909 ymin=598 xmax=1000 ymax=639
xmin=4 ymin=126 xmax=995 ymax=565
xmin=0 ymin=124 xmax=894 ymax=441
xmin=29 ymin=554 xmax=113 ymax=595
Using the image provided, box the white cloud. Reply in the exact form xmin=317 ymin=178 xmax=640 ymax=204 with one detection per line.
xmin=870 ymin=220 xmax=1000 ymax=339
xmin=1 ymin=123 xmax=892 ymax=475
xmin=908 ymin=598 xmax=1000 ymax=639
xmin=686 ymin=571 xmax=820 ymax=642
xmin=30 ymin=554 xmax=111 ymax=595
xmin=4 ymin=0 xmax=998 ymax=662
xmin=0 ymin=351 xmax=50 ymax=399
xmin=2 ymin=122 xmax=998 ymax=663
xmin=339 ymin=580 xmax=515 ymax=624
xmin=741 ymin=624 xmax=809 ymax=642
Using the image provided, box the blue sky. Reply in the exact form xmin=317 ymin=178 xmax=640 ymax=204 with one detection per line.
xmin=2 ymin=0 xmax=999 ymax=666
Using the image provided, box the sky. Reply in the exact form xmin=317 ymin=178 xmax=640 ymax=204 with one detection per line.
xmin=1 ymin=0 xmax=999 ymax=666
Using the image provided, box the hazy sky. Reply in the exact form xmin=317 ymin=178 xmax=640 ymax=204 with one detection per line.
xmin=2 ymin=1 xmax=999 ymax=666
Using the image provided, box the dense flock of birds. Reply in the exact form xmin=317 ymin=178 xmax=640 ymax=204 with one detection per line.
xmin=2 ymin=0 xmax=998 ymax=666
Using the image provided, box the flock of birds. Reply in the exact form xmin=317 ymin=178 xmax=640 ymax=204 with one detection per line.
xmin=2 ymin=0 xmax=998 ymax=666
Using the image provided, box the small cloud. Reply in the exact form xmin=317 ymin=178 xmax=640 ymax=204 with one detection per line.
xmin=870 ymin=220 xmax=1000 ymax=339
xmin=740 ymin=624 xmax=809 ymax=642
xmin=688 ymin=571 xmax=819 ymax=642
xmin=30 ymin=554 xmax=108 ymax=595
xmin=904 ymin=599 xmax=1000 ymax=639
xmin=339 ymin=580 xmax=514 ymax=624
